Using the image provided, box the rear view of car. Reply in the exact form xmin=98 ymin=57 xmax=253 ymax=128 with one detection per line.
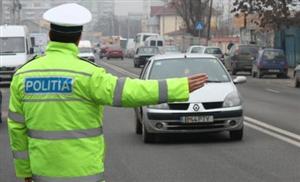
xmin=252 ymin=49 xmax=288 ymax=78
xmin=133 ymin=46 xmax=159 ymax=67
xmin=204 ymin=47 xmax=224 ymax=64
xmin=227 ymin=45 xmax=259 ymax=75
xmin=106 ymin=47 xmax=124 ymax=60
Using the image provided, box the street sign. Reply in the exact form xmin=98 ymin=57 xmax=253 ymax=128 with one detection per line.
xmin=196 ymin=21 xmax=205 ymax=30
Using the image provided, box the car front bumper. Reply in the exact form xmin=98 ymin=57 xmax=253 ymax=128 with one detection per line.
xmin=143 ymin=107 xmax=244 ymax=133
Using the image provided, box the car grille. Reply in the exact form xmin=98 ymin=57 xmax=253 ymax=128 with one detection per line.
xmin=202 ymin=102 xmax=223 ymax=109
xmin=165 ymin=120 xmax=227 ymax=130
xmin=168 ymin=103 xmax=190 ymax=110
xmin=0 ymin=67 xmax=15 ymax=71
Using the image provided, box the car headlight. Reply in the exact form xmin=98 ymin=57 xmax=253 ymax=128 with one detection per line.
xmin=148 ymin=103 xmax=169 ymax=110
xmin=223 ymin=91 xmax=242 ymax=107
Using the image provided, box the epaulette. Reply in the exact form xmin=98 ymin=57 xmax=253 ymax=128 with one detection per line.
xmin=78 ymin=57 xmax=102 ymax=68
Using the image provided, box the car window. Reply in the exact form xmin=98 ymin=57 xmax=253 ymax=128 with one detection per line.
xmin=191 ymin=47 xmax=203 ymax=53
xmin=150 ymin=41 xmax=156 ymax=46
xmin=157 ymin=41 xmax=163 ymax=46
xmin=140 ymin=61 xmax=151 ymax=79
xmin=0 ymin=37 xmax=25 ymax=53
xmin=205 ymin=48 xmax=222 ymax=54
xmin=263 ymin=50 xmax=285 ymax=60
xmin=239 ymin=46 xmax=259 ymax=56
xmin=149 ymin=58 xmax=230 ymax=82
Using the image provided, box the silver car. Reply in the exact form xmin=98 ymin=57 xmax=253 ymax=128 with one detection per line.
xmin=134 ymin=54 xmax=246 ymax=143
xmin=187 ymin=46 xmax=224 ymax=64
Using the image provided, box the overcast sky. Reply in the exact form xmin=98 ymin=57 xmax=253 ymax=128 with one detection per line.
xmin=115 ymin=0 xmax=143 ymax=15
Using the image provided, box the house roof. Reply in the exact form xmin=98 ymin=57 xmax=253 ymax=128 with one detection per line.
xmin=150 ymin=5 xmax=178 ymax=17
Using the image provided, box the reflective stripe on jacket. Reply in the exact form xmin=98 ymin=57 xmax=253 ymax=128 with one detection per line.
xmin=8 ymin=41 xmax=189 ymax=180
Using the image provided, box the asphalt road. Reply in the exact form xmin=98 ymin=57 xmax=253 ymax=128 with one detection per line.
xmin=0 ymin=57 xmax=300 ymax=182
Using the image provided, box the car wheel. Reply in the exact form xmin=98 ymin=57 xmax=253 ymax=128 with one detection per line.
xmin=229 ymin=127 xmax=243 ymax=141
xmin=121 ymin=57 xmax=124 ymax=60
xmin=107 ymin=57 xmax=110 ymax=60
xmin=295 ymin=78 xmax=300 ymax=88
xmin=257 ymin=69 xmax=263 ymax=78
xmin=252 ymin=71 xmax=256 ymax=78
xmin=277 ymin=73 xmax=287 ymax=79
xmin=142 ymin=122 xmax=155 ymax=143
xmin=231 ymin=69 xmax=237 ymax=75
xmin=135 ymin=113 xmax=142 ymax=135
xmin=134 ymin=62 xmax=137 ymax=68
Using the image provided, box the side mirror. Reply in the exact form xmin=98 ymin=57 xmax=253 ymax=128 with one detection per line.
xmin=29 ymin=47 xmax=34 ymax=54
xmin=233 ymin=76 xmax=247 ymax=84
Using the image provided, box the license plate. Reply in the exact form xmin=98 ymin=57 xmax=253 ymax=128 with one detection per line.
xmin=269 ymin=69 xmax=280 ymax=73
xmin=182 ymin=116 xmax=214 ymax=123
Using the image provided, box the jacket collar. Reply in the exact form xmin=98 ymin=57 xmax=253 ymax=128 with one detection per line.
xmin=46 ymin=41 xmax=79 ymax=56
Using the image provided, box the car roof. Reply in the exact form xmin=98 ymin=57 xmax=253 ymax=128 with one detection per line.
xmin=151 ymin=53 xmax=217 ymax=60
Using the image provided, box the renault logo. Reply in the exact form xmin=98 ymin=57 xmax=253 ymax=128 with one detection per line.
xmin=193 ymin=104 xmax=200 ymax=111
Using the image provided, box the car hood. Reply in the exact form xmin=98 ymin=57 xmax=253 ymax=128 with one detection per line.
xmin=78 ymin=53 xmax=94 ymax=57
xmin=188 ymin=82 xmax=236 ymax=102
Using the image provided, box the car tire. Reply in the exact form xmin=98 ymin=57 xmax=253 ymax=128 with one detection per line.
xmin=142 ymin=123 xmax=155 ymax=143
xmin=121 ymin=57 xmax=124 ymax=60
xmin=229 ymin=127 xmax=243 ymax=141
xmin=295 ymin=78 xmax=300 ymax=88
xmin=135 ymin=114 xmax=142 ymax=135
xmin=231 ymin=69 xmax=237 ymax=75
xmin=252 ymin=71 xmax=256 ymax=78
xmin=107 ymin=57 xmax=110 ymax=60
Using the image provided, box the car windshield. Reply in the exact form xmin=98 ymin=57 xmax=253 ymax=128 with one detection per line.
xmin=205 ymin=48 xmax=222 ymax=54
xmin=79 ymin=47 xmax=92 ymax=53
xmin=263 ymin=50 xmax=285 ymax=60
xmin=148 ymin=58 xmax=230 ymax=82
xmin=0 ymin=37 xmax=25 ymax=54
xmin=191 ymin=47 xmax=204 ymax=53
xmin=239 ymin=46 xmax=259 ymax=56
xmin=164 ymin=46 xmax=179 ymax=52
xmin=139 ymin=47 xmax=158 ymax=54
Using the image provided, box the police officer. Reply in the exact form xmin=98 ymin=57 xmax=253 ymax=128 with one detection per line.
xmin=8 ymin=3 xmax=208 ymax=182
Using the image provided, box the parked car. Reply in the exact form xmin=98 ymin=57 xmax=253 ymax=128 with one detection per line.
xmin=186 ymin=45 xmax=206 ymax=54
xmin=187 ymin=46 xmax=224 ymax=64
xmin=106 ymin=46 xmax=124 ymax=60
xmin=78 ymin=40 xmax=95 ymax=62
xmin=133 ymin=46 xmax=159 ymax=68
xmin=134 ymin=54 xmax=246 ymax=143
xmin=294 ymin=65 xmax=300 ymax=88
xmin=162 ymin=45 xmax=181 ymax=54
xmin=252 ymin=49 xmax=288 ymax=78
xmin=225 ymin=44 xmax=259 ymax=75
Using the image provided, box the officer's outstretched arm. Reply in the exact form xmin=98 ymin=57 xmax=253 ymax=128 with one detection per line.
xmin=89 ymin=68 xmax=189 ymax=107
xmin=8 ymin=77 xmax=32 ymax=178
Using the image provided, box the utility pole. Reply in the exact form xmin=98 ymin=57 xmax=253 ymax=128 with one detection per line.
xmin=206 ymin=0 xmax=213 ymax=46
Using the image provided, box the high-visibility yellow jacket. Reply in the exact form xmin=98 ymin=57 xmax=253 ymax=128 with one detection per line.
xmin=8 ymin=41 xmax=189 ymax=181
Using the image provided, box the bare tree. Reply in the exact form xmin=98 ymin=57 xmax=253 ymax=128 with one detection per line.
xmin=231 ymin=0 xmax=300 ymax=29
xmin=170 ymin=0 xmax=210 ymax=36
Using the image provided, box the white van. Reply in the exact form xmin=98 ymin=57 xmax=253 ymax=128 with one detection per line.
xmin=0 ymin=25 xmax=33 ymax=81
xmin=78 ymin=40 xmax=95 ymax=62
xmin=134 ymin=33 xmax=159 ymax=49
xmin=144 ymin=36 xmax=164 ymax=48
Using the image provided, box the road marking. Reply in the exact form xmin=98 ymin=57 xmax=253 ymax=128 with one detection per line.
xmin=245 ymin=122 xmax=300 ymax=148
xmin=101 ymin=61 xmax=300 ymax=148
xmin=99 ymin=61 xmax=138 ymax=78
xmin=265 ymin=88 xmax=280 ymax=94
xmin=245 ymin=116 xmax=300 ymax=142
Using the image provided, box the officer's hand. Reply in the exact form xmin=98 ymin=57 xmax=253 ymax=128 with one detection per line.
xmin=188 ymin=74 xmax=208 ymax=93
xmin=24 ymin=177 xmax=32 ymax=182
